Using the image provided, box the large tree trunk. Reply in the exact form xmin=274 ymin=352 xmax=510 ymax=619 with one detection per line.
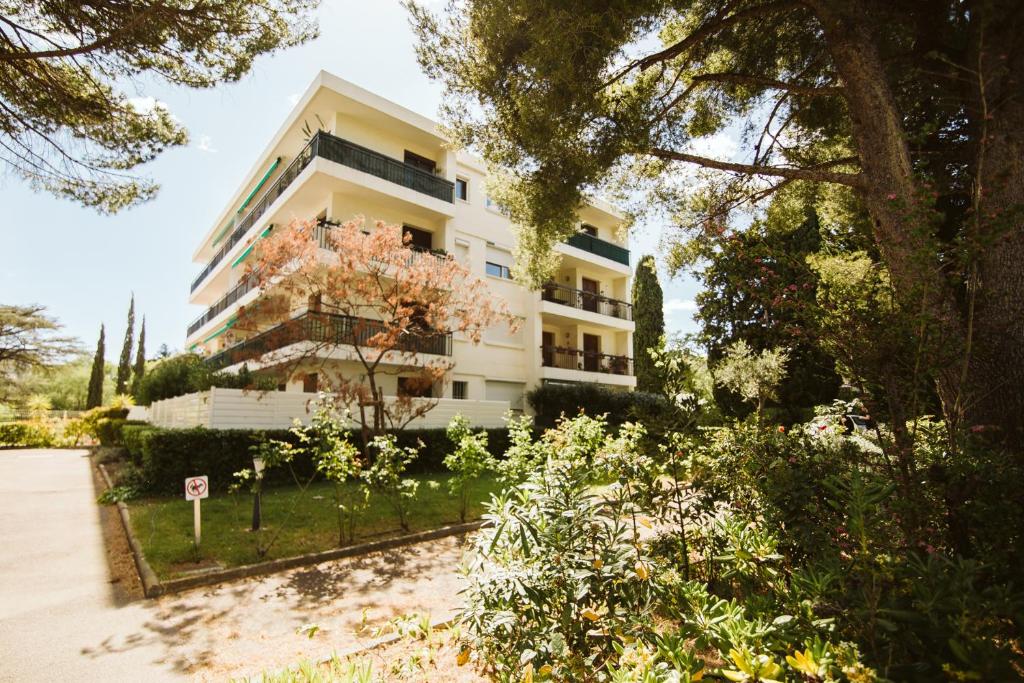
xmin=964 ymin=11 xmax=1024 ymax=444
xmin=809 ymin=0 xmax=1024 ymax=442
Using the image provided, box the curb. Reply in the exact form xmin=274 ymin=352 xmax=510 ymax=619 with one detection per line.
xmin=94 ymin=463 xmax=485 ymax=599
xmin=96 ymin=462 xmax=163 ymax=598
xmin=157 ymin=520 xmax=485 ymax=596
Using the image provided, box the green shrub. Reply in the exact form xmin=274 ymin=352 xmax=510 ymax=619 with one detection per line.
xmin=78 ymin=402 xmax=131 ymax=442
xmin=138 ymin=427 xmax=304 ymax=494
xmin=94 ymin=418 xmax=148 ymax=447
xmin=121 ymin=424 xmax=156 ymax=464
xmin=135 ymin=354 xmax=277 ymax=405
xmin=526 ymin=382 xmax=673 ymax=430
xmin=133 ymin=423 xmax=513 ymax=495
xmin=0 ymin=421 xmax=56 ymax=448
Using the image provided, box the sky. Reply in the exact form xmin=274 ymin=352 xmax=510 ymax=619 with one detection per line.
xmin=1 ymin=0 xmax=702 ymax=360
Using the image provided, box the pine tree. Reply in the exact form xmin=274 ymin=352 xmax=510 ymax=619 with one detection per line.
xmin=115 ymin=295 xmax=134 ymax=395
xmin=632 ymin=254 xmax=666 ymax=393
xmin=86 ymin=325 xmax=105 ymax=409
xmin=131 ymin=316 xmax=146 ymax=398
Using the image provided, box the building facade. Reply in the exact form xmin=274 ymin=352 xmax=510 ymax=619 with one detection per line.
xmin=183 ymin=71 xmax=634 ymax=425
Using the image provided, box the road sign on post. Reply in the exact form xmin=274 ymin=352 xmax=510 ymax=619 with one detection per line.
xmin=184 ymin=476 xmax=209 ymax=548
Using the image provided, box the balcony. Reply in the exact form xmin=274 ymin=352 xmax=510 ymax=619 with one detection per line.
xmin=206 ymin=309 xmax=453 ymax=371
xmin=187 ymin=223 xmax=452 ymax=340
xmin=564 ymin=233 xmax=630 ymax=266
xmin=191 ymin=130 xmax=454 ymax=292
xmin=188 ymin=274 xmax=258 ymax=338
xmin=541 ymin=283 xmax=632 ymax=321
xmin=540 ymin=345 xmax=633 ymax=376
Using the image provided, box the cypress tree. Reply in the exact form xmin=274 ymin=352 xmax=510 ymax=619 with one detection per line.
xmin=115 ymin=294 xmax=134 ymax=395
xmin=86 ymin=324 xmax=105 ymax=409
xmin=632 ymin=254 xmax=666 ymax=393
xmin=131 ymin=316 xmax=146 ymax=398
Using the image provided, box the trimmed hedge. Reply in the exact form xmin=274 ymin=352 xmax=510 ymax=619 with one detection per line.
xmin=526 ymin=383 xmax=673 ymax=430
xmin=130 ymin=425 xmax=514 ymax=495
xmin=0 ymin=421 xmax=56 ymax=449
xmin=94 ymin=418 xmax=149 ymax=447
xmin=122 ymin=424 xmax=156 ymax=465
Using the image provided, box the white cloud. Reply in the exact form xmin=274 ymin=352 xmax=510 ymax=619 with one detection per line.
xmin=287 ymin=92 xmax=301 ymax=107
xmin=196 ymin=135 xmax=217 ymax=153
xmin=126 ymin=96 xmax=181 ymax=124
xmin=664 ymin=298 xmax=698 ymax=315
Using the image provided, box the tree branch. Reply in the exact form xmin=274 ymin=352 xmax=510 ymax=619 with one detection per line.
xmin=639 ymin=2 xmax=804 ymax=71
xmin=0 ymin=4 xmax=162 ymax=62
xmin=691 ymin=71 xmax=841 ymax=97
xmin=648 ymin=148 xmax=863 ymax=186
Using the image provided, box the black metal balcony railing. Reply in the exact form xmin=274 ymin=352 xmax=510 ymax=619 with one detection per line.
xmin=540 ymin=345 xmax=634 ymax=376
xmin=315 ymin=133 xmax=454 ymax=203
xmin=187 ymin=274 xmax=259 ymax=338
xmin=187 ymin=222 xmax=453 ymax=340
xmin=565 ymin=232 xmax=630 ymax=266
xmin=205 ymin=310 xmax=453 ymax=371
xmin=541 ymin=283 xmax=633 ymax=321
xmin=190 ymin=130 xmax=454 ymax=292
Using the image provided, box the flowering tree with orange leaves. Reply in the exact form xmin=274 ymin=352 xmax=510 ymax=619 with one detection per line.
xmin=220 ymin=217 xmax=517 ymax=449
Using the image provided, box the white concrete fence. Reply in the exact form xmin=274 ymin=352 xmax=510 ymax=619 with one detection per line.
xmin=142 ymin=387 xmax=511 ymax=430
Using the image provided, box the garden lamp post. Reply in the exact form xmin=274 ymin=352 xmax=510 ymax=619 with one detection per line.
xmin=251 ymin=454 xmax=265 ymax=531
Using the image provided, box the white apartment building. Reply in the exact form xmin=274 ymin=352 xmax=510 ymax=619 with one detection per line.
xmin=176 ymin=71 xmax=634 ymax=429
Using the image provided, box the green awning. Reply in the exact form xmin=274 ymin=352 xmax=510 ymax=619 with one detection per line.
xmin=210 ymin=216 xmax=235 ymax=247
xmin=237 ymin=157 xmax=282 ymax=213
xmin=210 ymin=156 xmax=281 ymax=247
xmin=202 ymin=317 xmax=237 ymax=344
xmin=230 ymin=226 xmax=273 ymax=269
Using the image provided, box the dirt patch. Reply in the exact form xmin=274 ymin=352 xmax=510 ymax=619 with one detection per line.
xmin=257 ymin=626 xmax=489 ymax=682
xmin=89 ymin=456 xmax=145 ymax=603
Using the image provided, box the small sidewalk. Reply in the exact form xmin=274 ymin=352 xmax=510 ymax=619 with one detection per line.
xmin=0 ymin=449 xmax=473 ymax=682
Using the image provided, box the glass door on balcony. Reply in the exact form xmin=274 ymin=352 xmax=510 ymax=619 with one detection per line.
xmin=581 ymin=278 xmax=600 ymax=313
xmin=403 ymin=225 xmax=433 ymax=250
xmin=542 ymin=331 xmax=555 ymax=366
xmin=583 ymin=334 xmax=600 ymax=372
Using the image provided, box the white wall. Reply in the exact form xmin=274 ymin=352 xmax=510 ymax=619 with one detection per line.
xmin=147 ymin=388 xmax=511 ymax=430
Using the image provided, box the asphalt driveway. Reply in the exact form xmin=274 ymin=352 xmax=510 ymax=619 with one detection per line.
xmin=0 ymin=448 xmax=471 ymax=681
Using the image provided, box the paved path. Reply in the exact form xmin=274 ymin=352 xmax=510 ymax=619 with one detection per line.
xmin=0 ymin=449 xmax=472 ymax=682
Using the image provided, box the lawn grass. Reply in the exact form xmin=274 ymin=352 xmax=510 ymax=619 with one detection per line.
xmin=128 ymin=473 xmax=501 ymax=579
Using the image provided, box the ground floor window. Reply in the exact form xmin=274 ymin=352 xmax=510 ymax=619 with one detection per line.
xmin=452 ymin=380 xmax=468 ymax=400
xmin=397 ymin=376 xmax=433 ymax=398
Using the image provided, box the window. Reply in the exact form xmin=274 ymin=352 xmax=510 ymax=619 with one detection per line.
xmin=580 ymin=223 xmax=598 ymax=237
xmin=403 ymin=150 xmax=435 ymax=174
xmin=398 ymin=376 xmax=433 ymax=398
xmin=455 ymin=177 xmax=468 ymax=201
xmin=303 ymin=373 xmax=318 ymax=393
xmin=486 ymin=262 xmax=512 ymax=279
xmin=452 ymin=381 xmax=468 ymax=400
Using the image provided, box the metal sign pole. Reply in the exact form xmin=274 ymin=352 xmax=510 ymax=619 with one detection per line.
xmin=194 ymin=497 xmax=201 ymax=548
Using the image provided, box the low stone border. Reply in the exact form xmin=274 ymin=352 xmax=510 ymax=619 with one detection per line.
xmin=95 ymin=459 xmax=484 ymax=598
xmin=96 ymin=462 xmax=163 ymax=597
xmin=157 ymin=520 xmax=484 ymax=596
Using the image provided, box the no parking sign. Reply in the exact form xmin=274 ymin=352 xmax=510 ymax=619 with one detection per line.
xmin=184 ymin=475 xmax=208 ymax=500
xmin=184 ymin=475 xmax=208 ymax=547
